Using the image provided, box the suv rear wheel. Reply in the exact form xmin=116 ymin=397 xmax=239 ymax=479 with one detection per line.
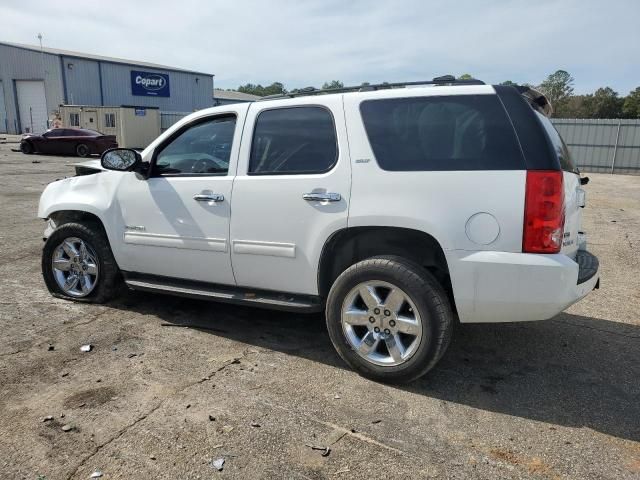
xmin=326 ymin=256 xmax=453 ymax=383
xmin=42 ymin=222 xmax=121 ymax=303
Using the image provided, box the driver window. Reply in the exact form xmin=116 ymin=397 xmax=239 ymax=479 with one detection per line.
xmin=154 ymin=115 xmax=236 ymax=176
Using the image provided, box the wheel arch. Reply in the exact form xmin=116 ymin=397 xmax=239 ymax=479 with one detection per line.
xmin=48 ymin=209 xmax=105 ymax=231
xmin=317 ymin=226 xmax=455 ymax=311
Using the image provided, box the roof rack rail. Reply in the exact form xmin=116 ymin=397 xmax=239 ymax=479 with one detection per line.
xmin=258 ymin=75 xmax=485 ymax=101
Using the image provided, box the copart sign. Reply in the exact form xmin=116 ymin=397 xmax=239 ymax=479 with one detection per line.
xmin=131 ymin=70 xmax=170 ymax=97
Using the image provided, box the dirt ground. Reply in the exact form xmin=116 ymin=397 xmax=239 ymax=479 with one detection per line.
xmin=0 ymin=141 xmax=638 ymax=480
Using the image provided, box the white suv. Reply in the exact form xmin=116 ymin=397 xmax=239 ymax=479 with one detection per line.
xmin=38 ymin=77 xmax=599 ymax=383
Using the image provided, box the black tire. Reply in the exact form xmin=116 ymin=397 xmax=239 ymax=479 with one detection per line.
xmin=20 ymin=141 xmax=33 ymax=154
xmin=326 ymin=256 xmax=453 ymax=384
xmin=76 ymin=143 xmax=90 ymax=157
xmin=42 ymin=222 xmax=122 ymax=303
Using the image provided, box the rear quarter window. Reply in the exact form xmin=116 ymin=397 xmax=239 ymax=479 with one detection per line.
xmin=360 ymin=95 xmax=525 ymax=171
xmin=534 ymin=111 xmax=579 ymax=173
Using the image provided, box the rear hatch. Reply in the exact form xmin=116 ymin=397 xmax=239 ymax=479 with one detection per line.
xmin=534 ymin=111 xmax=584 ymax=259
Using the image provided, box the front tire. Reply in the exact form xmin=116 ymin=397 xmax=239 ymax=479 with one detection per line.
xmin=326 ymin=256 xmax=453 ymax=383
xmin=42 ymin=222 xmax=121 ymax=303
xmin=76 ymin=143 xmax=90 ymax=157
xmin=20 ymin=141 xmax=34 ymax=154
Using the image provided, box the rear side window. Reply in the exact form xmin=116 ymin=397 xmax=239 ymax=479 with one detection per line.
xmin=360 ymin=95 xmax=525 ymax=171
xmin=534 ymin=111 xmax=579 ymax=173
xmin=249 ymin=107 xmax=338 ymax=175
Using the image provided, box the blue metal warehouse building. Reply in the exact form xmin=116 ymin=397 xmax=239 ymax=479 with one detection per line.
xmin=0 ymin=41 xmax=213 ymax=134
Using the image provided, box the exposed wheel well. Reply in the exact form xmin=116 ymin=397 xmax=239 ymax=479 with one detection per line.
xmin=49 ymin=210 xmax=106 ymax=234
xmin=318 ymin=227 xmax=456 ymax=312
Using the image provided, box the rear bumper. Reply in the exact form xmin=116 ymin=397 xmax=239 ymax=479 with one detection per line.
xmin=447 ymin=249 xmax=599 ymax=323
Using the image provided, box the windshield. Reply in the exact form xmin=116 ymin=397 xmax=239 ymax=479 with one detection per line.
xmin=535 ymin=111 xmax=579 ymax=174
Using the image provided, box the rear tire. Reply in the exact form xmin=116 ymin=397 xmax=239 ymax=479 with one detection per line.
xmin=76 ymin=143 xmax=90 ymax=157
xmin=326 ymin=256 xmax=453 ymax=383
xmin=42 ymin=222 xmax=121 ymax=303
xmin=20 ymin=141 xmax=33 ymax=154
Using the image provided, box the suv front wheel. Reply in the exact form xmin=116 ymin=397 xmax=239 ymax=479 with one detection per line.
xmin=326 ymin=256 xmax=453 ymax=383
xmin=42 ymin=222 xmax=121 ymax=303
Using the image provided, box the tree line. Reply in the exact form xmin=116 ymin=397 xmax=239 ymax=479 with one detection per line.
xmin=234 ymin=73 xmax=640 ymax=119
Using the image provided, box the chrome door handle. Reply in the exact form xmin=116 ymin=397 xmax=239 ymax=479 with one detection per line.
xmin=302 ymin=192 xmax=341 ymax=202
xmin=193 ymin=193 xmax=224 ymax=202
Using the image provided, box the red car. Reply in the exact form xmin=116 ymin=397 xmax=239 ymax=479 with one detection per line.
xmin=20 ymin=128 xmax=118 ymax=157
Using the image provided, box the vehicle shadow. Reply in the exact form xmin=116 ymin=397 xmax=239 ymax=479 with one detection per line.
xmin=109 ymin=290 xmax=640 ymax=442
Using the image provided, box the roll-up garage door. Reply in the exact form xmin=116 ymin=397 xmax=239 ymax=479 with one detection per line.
xmin=0 ymin=81 xmax=7 ymax=133
xmin=16 ymin=80 xmax=48 ymax=134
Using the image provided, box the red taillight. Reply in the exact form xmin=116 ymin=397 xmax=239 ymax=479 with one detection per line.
xmin=523 ymin=170 xmax=565 ymax=253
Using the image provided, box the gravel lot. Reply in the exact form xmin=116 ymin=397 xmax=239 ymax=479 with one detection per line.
xmin=0 ymin=141 xmax=638 ymax=480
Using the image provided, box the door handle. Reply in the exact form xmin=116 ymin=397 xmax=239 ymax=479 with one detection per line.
xmin=302 ymin=192 xmax=341 ymax=202
xmin=193 ymin=193 xmax=224 ymax=202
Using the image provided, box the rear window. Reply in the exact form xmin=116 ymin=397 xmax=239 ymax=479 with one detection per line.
xmin=534 ymin=111 xmax=579 ymax=173
xmin=360 ymin=95 xmax=525 ymax=171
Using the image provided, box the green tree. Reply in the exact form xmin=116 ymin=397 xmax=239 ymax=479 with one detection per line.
xmin=538 ymin=70 xmax=574 ymax=114
xmin=587 ymin=87 xmax=623 ymax=118
xmin=322 ymin=80 xmax=344 ymax=90
xmin=237 ymin=82 xmax=286 ymax=97
xmin=622 ymin=87 xmax=640 ymax=118
xmin=555 ymin=95 xmax=591 ymax=118
xmin=458 ymin=73 xmax=473 ymax=80
xmin=499 ymin=80 xmax=518 ymax=86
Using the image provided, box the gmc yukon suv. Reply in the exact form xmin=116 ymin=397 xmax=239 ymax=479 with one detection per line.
xmin=38 ymin=76 xmax=599 ymax=383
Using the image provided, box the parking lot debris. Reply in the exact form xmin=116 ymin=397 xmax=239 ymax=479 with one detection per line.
xmin=250 ymin=422 xmax=261 ymax=428
xmin=127 ymin=353 xmax=137 ymax=359
xmin=208 ymin=415 xmax=216 ymax=422
xmin=334 ymin=394 xmax=341 ymax=399
xmin=371 ymin=419 xmax=382 ymax=424
xmin=221 ymin=425 xmax=234 ymax=434
xmin=61 ymin=424 xmax=74 ymax=432
xmin=211 ymin=458 xmax=225 ymax=471
xmin=32 ymin=160 xmax=41 ymax=164
xmin=80 ymin=344 xmax=93 ymax=353
xmin=149 ymin=454 xmax=156 ymax=460
xmin=90 ymin=471 xmax=103 ymax=478
xmin=333 ymin=467 xmax=350 ymax=475
xmin=61 ymin=372 xmax=69 ymax=377
xmin=47 ymin=344 xmax=54 ymax=351
xmin=43 ymin=415 xmax=53 ymax=422
xmin=305 ymin=443 xmax=331 ymax=457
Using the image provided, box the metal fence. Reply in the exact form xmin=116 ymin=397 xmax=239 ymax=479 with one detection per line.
xmin=159 ymin=112 xmax=640 ymax=175
xmin=552 ymin=118 xmax=640 ymax=175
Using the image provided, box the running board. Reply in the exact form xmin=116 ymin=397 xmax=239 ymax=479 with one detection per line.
xmin=123 ymin=274 xmax=323 ymax=312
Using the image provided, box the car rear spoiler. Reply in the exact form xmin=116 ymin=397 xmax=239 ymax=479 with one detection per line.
xmin=515 ymin=86 xmax=553 ymax=117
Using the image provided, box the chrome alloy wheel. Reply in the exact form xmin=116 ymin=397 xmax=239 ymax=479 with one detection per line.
xmin=341 ymin=281 xmax=423 ymax=367
xmin=52 ymin=237 xmax=99 ymax=297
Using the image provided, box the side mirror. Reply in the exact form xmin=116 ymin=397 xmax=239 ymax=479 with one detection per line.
xmin=101 ymin=148 xmax=142 ymax=171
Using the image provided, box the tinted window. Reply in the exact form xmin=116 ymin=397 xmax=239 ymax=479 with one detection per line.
xmin=360 ymin=95 xmax=525 ymax=171
xmin=44 ymin=129 xmax=63 ymax=138
xmin=63 ymin=129 xmax=85 ymax=136
xmin=154 ymin=116 xmax=236 ymax=175
xmin=249 ymin=107 xmax=337 ymax=175
xmin=535 ymin=111 xmax=578 ymax=173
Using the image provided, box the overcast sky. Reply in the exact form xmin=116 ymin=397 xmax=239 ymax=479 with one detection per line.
xmin=2 ymin=0 xmax=639 ymax=94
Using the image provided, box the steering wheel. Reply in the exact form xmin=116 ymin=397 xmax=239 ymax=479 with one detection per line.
xmin=191 ymin=158 xmax=218 ymax=173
